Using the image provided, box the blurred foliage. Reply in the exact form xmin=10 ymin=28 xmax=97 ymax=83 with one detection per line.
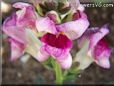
xmin=93 ymin=0 xmax=110 ymax=3
xmin=34 ymin=74 xmax=46 ymax=84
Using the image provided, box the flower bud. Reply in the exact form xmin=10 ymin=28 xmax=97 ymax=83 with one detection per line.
xmin=58 ymin=1 xmax=71 ymax=14
xmin=46 ymin=11 xmax=61 ymax=24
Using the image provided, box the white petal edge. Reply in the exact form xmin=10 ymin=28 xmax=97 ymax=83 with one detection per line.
xmin=58 ymin=53 xmax=72 ymax=69
xmin=36 ymin=17 xmax=57 ymax=34
xmin=57 ymin=19 xmax=89 ymax=40
xmin=96 ymin=58 xmax=110 ymax=69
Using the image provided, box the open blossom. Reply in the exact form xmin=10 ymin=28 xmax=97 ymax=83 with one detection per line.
xmin=75 ymin=25 xmax=112 ymax=70
xmin=13 ymin=2 xmax=37 ymax=29
xmin=36 ymin=10 xmax=89 ymax=69
xmin=3 ymin=2 xmax=41 ymax=61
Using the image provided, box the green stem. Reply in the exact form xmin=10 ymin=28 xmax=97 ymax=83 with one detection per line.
xmin=55 ymin=62 xmax=63 ymax=84
xmin=51 ymin=59 xmax=63 ymax=84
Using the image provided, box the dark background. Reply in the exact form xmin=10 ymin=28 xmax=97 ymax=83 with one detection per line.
xmin=2 ymin=0 xmax=114 ymax=85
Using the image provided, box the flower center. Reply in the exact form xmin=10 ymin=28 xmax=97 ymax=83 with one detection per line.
xmin=41 ymin=32 xmax=73 ymax=49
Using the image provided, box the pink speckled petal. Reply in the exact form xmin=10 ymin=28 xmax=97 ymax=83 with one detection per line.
xmin=3 ymin=13 xmax=27 ymax=44
xmin=9 ymin=38 xmax=25 ymax=61
xmin=94 ymin=39 xmax=111 ymax=69
xmin=57 ymin=18 xmax=89 ymax=40
xmin=44 ymin=44 xmax=72 ymax=69
xmin=13 ymin=2 xmax=36 ymax=28
xmin=36 ymin=17 xmax=57 ymax=34
xmin=37 ymin=45 xmax=49 ymax=62
xmin=45 ymin=44 xmax=70 ymax=59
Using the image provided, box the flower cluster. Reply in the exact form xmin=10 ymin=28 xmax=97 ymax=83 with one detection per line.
xmin=3 ymin=0 xmax=112 ymax=71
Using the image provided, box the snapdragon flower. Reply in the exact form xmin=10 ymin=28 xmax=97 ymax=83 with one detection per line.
xmin=75 ymin=25 xmax=112 ymax=70
xmin=36 ymin=11 xmax=89 ymax=69
xmin=3 ymin=2 xmax=41 ymax=61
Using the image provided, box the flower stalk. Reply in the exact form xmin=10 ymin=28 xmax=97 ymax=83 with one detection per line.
xmin=51 ymin=58 xmax=63 ymax=84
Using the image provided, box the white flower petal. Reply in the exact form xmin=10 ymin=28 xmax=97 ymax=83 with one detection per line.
xmin=75 ymin=40 xmax=94 ymax=70
xmin=58 ymin=53 xmax=72 ymax=69
xmin=57 ymin=19 xmax=89 ymax=40
xmin=96 ymin=58 xmax=110 ymax=69
xmin=36 ymin=17 xmax=57 ymax=34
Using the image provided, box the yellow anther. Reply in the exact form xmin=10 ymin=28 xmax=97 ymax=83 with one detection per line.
xmin=56 ymin=32 xmax=64 ymax=38
xmin=60 ymin=31 xmax=65 ymax=35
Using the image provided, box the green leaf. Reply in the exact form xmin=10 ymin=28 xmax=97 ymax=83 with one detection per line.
xmin=63 ymin=70 xmax=76 ymax=84
xmin=58 ymin=7 xmax=71 ymax=14
xmin=36 ymin=4 xmax=44 ymax=16
xmin=62 ymin=11 xmax=73 ymax=23
xmin=42 ymin=57 xmax=54 ymax=70
xmin=63 ymin=63 xmax=81 ymax=82
xmin=64 ymin=74 xmax=75 ymax=81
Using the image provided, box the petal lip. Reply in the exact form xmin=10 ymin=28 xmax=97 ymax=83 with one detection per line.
xmin=36 ymin=17 xmax=57 ymax=34
xmin=44 ymin=44 xmax=72 ymax=69
xmin=93 ymin=39 xmax=111 ymax=69
xmin=94 ymin=39 xmax=111 ymax=59
xmin=89 ymin=26 xmax=109 ymax=50
xmin=44 ymin=44 xmax=70 ymax=59
xmin=96 ymin=58 xmax=110 ymax=69
xmin=38 ymin=44 xmax=72 ymax=69
xmin=58 ymin=53 xmax=72 ymax=69
xmin=41 ymin=33 xmax=73 ymax=49
xmin=57 ymin=18 xmax=89 ymax=40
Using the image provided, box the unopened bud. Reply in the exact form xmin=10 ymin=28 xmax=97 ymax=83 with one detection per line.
xmin=46 ymin=11 xmax=61 ymax=24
